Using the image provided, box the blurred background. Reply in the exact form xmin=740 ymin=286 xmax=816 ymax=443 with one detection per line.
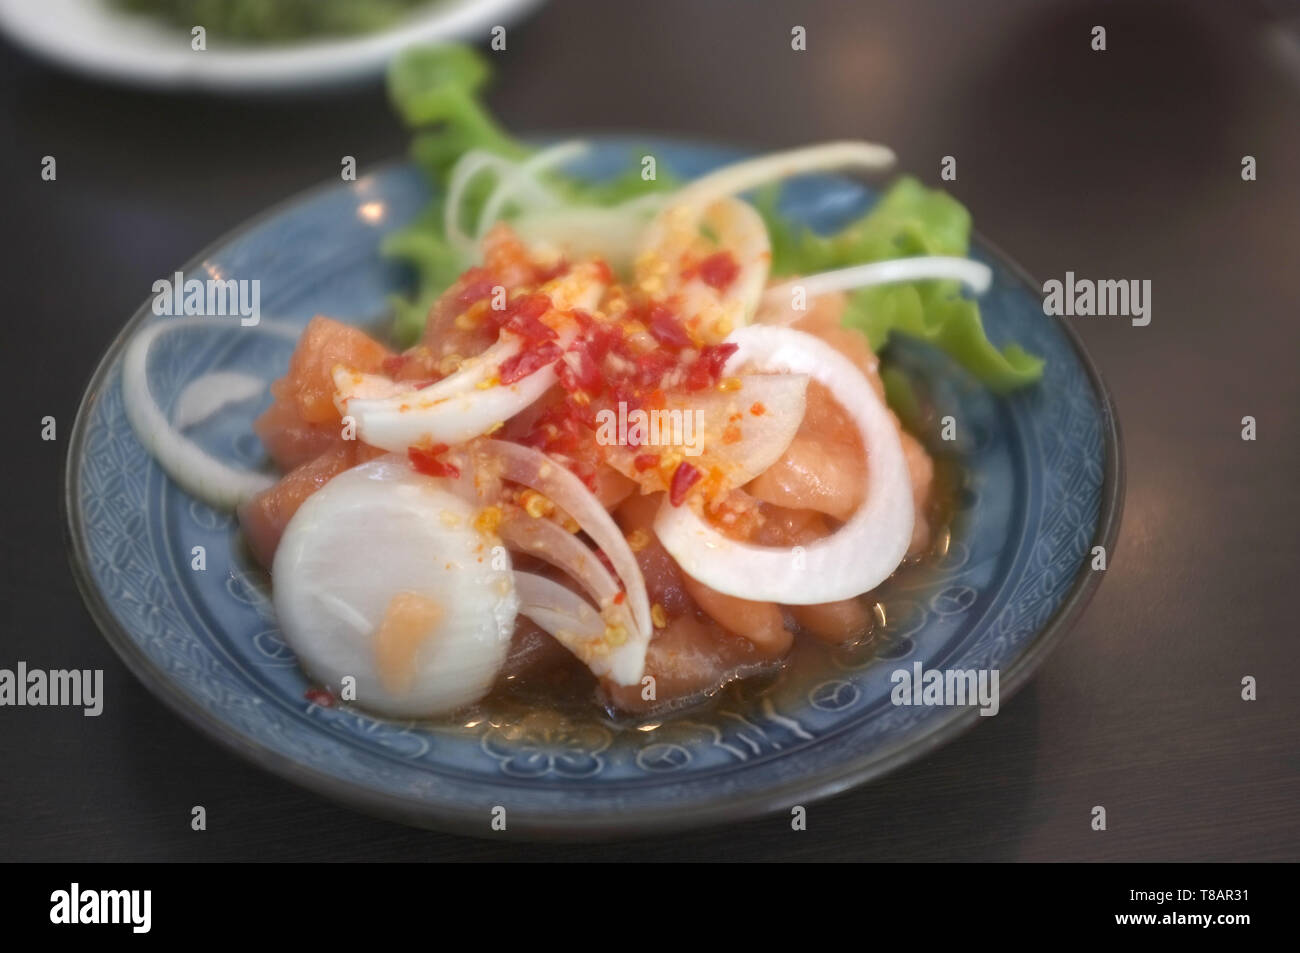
xmin=1 ymin=0 xmax=1297 ymax=861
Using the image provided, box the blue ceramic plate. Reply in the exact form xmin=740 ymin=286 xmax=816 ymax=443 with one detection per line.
xmin=65 ymin=138 xmax=1122 ymax=838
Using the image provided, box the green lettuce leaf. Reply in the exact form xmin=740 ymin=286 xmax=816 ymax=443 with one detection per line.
xmin=388 ymin=45 xmax=526 ymax=175
xmin=759 ymin=177 xmax=1044 ymax=391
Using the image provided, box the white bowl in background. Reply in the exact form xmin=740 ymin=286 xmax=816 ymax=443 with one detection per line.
xmin=0 ymin=0 xmax=544 ymax=92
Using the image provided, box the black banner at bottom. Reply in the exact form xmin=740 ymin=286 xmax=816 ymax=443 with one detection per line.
xmin=5 ymin=861 xmax=1278 ymax=938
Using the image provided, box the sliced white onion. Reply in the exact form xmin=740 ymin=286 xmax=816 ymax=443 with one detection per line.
xmin=661 ymin=141 xmax=896 ymax=215
xmin=513 ymin=572 xmax=640 ymax=681
xmin=444 ymin=151 xmax=515 ymax=261
xmin=636 ymin=142 xmax=895 ymax=335
xmin=475 ymin=140 xmax=591 ymax=242
xmin=334 ymin=262 xmax=608 ymax=452
xmin=497 ymin=502 xmax=637 ymax=640
xmin=673 ymin=197 xmax=772 ymax=330
xmin=443 ymin=150 xmax=562 ymax=261
xmin=638 ymin=142 xmax=893 ymax=278
xmin=273 ymin=454 xmax=517 ymax=717
xmin=759 ymin=256 xmax=993 ymax=325
xmin=334 ymin=333 xmax=521 ymax=410
xmin=512 ymin=194 xmax=666 ymax=274
xmin=514 ymin=571 xmax=605 ymax=636
xmin=654 ymin=326 xmax=914 ymax=604
xmin=173 ymin=371 xmax=266 ymax=430
xmin=478 ymin=440 xmax=652 ymax=659
xmin=122 ymin=317 xmax=300 ymax=510
xmin=339 ymin=363 xmax=560 ymax=451
xmin=602 ymin=373 xmax=809 ymax=492
xmin=441 ymin=447 xmax=640 ymax=651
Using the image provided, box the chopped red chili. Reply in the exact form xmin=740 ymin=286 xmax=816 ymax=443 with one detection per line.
xmin=669 ymin=461 xmax=702 ymax=506
xmin=498 ymin=341 xmax=561 ymax=383
xmin=534 ymin=258 xmax=571 ymax=283
xmin=557 ymin=340 xmax=604 ymax=395
xmin=521 ymin=399 xmax=590 ymax=456
xmin=633 ymin=348 xmax=677 ymax=390
xmin=685 ymin=342 xmax=739 ymax=390
xmin=454 ymin=267 xmax=501 ymax=307
xmin=497 ymin=292 xmax=556 ymax=343
xmin=646 ymin=304 xmax=692 ymax=351
xmin=408 ymin=443 xmax=461 ymax=479
xmin=694 ymin=251 xmax=740 ymax=291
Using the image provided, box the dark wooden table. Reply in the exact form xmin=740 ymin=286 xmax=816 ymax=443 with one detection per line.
xmin=2 ymin=0 xmax=1296 ymax=862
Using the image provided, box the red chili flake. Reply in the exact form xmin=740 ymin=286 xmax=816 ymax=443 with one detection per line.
xmin=669 ymin=462 xmax=703 ymax=506
xmin=685 ymin=342 xmax=739 ymax=390
xmin=526 ymin=402 xmax=584 ymax=453
xmin=557 ymin=340 xmax=604 ymax=396
xmin=408 ymin=443 xmax=460 ymax=479
xmin=608 ymin=383 xmax=633 ymax=410
xmin=534 ymin=258 xmax=571 ymax=283
xmin=646 ymin=304 xmax=692 ymax=351
xmin=613 ymin=591 xmax=626 ymax=605
xmin=603 ymin=330 xmax=639 ymax=367
xmin=499 ymin=341 xmax=561 ymax=383
xmin=610 ymin=376 xmax=650 ymax=412
xmin=694 ymin=251 xmax=741 ymax=291
xmin=454 ymin=267 xmax=500 ymax=307
xmin=633 ymin=453 xmax=660 ymax=472
xmin=305 ymin=687 xmax=335 ymax=708
xmin=573 ymin=312 xmax=619 ymax=364
xmin=634 ymin=349 xmax=677 ymax=389
xmin=750 ymin=401 xmax=767 ymax=416
xmin=591 ymin=260 xmax=614 ymax=285
xmin=572 ymin=308 xmax=597 ymax=333
xmin=381 ymin=354 xmax=408 ymax=377
xmin=507 ymin=314 xmax=556 ymax=344
xmin=498 ymin=293 xmax=556 ymax=343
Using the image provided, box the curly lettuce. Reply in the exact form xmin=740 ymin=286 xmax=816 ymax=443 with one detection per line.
xmin=383 ymin=45 xmax=1043 ymax=391
xmin=759 ymin=177 xmax=1043 ymax=391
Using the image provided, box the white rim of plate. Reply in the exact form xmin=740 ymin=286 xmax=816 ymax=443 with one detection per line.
xmin=0 ymin=0 xmax=545 ymax=92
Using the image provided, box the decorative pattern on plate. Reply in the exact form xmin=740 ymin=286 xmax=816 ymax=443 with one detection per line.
xmin=481 ymin=714 xmax=612 ymax=779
